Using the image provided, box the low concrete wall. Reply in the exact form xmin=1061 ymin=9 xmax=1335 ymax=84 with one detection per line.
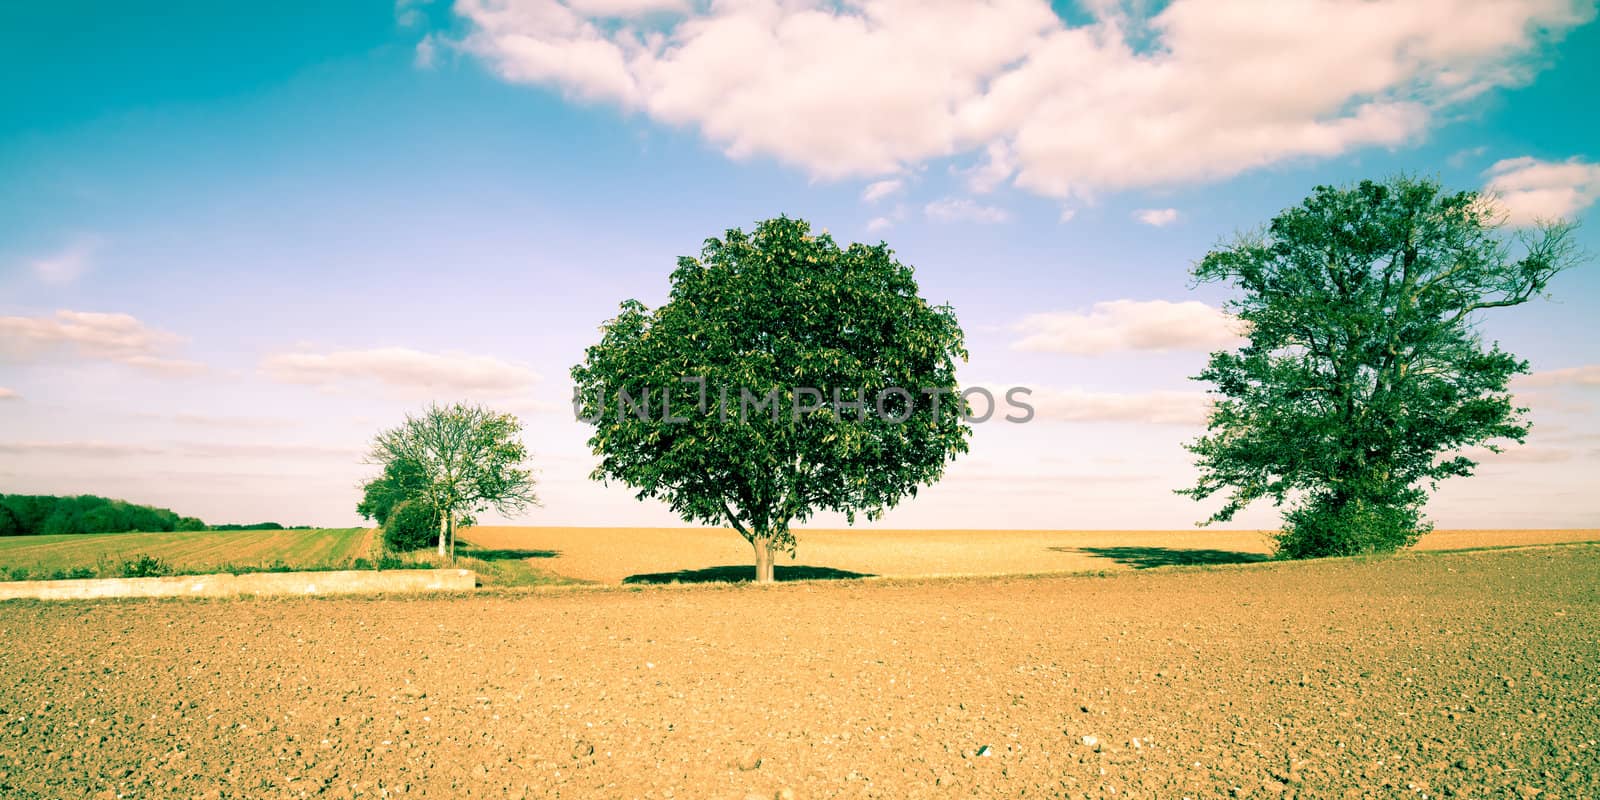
xmin=0 ymin=568 xmax=477 ymax=602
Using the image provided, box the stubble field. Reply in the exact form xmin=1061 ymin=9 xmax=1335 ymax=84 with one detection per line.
xmin=460 ymin=526 xmax=1600 ymax=583
xmin=2 ymin=544 xmax=1597 ymax=799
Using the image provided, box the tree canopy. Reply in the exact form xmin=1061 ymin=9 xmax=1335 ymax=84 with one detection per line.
xmin=571 ymin=216 xmax=971 ymax=582
xmin=357 ymin=456 xmax=431 ymax=527
xmin=1181 ymin=176 xmax=1583 ymax=558
xmin=0 ymin=494 xmax=206 ymax=536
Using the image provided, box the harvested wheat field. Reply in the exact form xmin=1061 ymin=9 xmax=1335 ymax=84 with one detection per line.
xmin=460 ymin=526 xmax=1600 ymax=584
xmin=3 ymin=544 xmax=1598 ymax=799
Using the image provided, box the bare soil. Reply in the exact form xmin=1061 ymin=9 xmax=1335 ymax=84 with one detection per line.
xmin=462 ymin=526 xmax=1600 ymax=584
xmin=2 ymin=545 xmax=1597 ymax=799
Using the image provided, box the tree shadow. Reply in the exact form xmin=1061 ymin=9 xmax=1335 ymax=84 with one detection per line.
xmin=1058 ymin=546 xmax=1269 ymax=569
xmin=622 ymin=564 xmax=874 ymax=585
xmin=458 ymin=547 xmax=561 ymax=561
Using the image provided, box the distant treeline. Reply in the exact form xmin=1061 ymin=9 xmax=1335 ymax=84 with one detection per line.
xmin=0 ymin=495 xmax=307 ymax=536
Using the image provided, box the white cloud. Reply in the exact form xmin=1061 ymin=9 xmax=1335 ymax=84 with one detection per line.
xmin=0 ymin=440 xmax=356 ymax=459
xmin=261 ymin=346 xmax=541 ymax=395
xmin=925 ymin=197 xmax=1009 ymax=224
xmin=131 ymin=411 xmax=299 ymax=429
xmin=962 ymin=140 xmax=1016 ymax=194
xmin=865 ymin=216 xmax=894 ymax=233
xmin=0 ymin=310 xmax=205 ymax=375
xmin=565 ymin=0 xmax=690 ymax=15
xmin=1483 ymin=156 xmax=1600 ymax=225
xmin=1447 ymin=145 xmax=1489 ymax=167
xmin=0 ymin=388 xmax=17 ymax=401
xmin=860 ymin=178 xmax=904 ymax=203
xmin=1463 ymin=443 xmax=1578 ymax=463
xmin=26 ymin=237 xmax=99 ymax=284
xmin=1058 ymin=208 xmax=1078 ymax=223
xmin=1012 ymin=299 xmax=1243 ymax=355
xmin=1030 ymin=388 xmax=1210 ymax=425
xmin=1517 ymin=364 xmax=1600 ymax=388
xmin=1134 ymin=208 xmax=1179 ymax=227
xmin=0 ymin=441 xmax=166 ymax=457
xmin=447 ymin=0 xmax=1591 ymax=195
xmin=415 ymin=34 xmax=438 ymax=68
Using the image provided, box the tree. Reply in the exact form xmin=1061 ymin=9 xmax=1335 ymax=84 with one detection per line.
xmin=365 ymin=403 xmax=540 ymax=560
xmin=382 ymin=498 xmax=441 ymax=552
xmin=356 ymin=456 xmax=430 ymax=527
xmin=1181 ymin=176 xmax=1583 ymax=558
xmin=0 ymin=504 xmax=21 ymax=537
xmin=572 ymin=216 xmax=971 ymax=583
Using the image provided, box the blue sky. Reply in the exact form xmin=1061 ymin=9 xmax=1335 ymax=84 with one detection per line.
xmin=2 ymin=0 xmax=1598 ymax=529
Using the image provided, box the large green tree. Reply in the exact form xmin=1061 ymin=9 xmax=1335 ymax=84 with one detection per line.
xmin=1181 ymin=176 xmax=1582 ymax=558
xmin=572 ymin=216 xmax=971 ymax=583
xmin=365 ymin=403 xmax=540 ymax=559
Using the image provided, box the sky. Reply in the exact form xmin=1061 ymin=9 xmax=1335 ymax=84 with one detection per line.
xmin=2 ymin=0 xmax=1598 ymax=530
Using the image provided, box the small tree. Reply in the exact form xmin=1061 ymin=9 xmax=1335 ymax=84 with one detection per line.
xmin=357 ymin=456 xmax=430 ymax=527
xmin=365 ymin=403 xmax=540 ymax=560
xmin=572 ymin=216 xmax=971 ymax=582
xmin=1181 ymin=176 xmax=1582 ymax=558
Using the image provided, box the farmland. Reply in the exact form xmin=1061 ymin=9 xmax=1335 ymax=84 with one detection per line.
xmin=460 ymin=526 xmax=1600 ymax=584
xmin=1 ymin=544 xmax=1596 ymax=799
xmin=3 ymin=526 xmax=1596 ymax=586
xmin=0 ymin=528 xmax=376 ymax=581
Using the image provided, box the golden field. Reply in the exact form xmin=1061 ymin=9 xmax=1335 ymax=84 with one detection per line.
xmin=459 ymin=525 xmax=1600 ymax=583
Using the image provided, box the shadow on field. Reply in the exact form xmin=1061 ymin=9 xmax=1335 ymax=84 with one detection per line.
xmin=1060 ymin=546 xmax=1269 ymax=569
xmin=459 ymin=547 xmax=561 ymax=561
xmin=622 ymin=565 xmax=874 ymax=585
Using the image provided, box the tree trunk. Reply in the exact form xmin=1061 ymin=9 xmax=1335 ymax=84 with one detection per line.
xmin=752 ymin=534 xmax=776 ymax=584
xmin=448 ymin=513 xmax=456 ymax=562
xmin=436 ymin=508 xmax=447 ymax=558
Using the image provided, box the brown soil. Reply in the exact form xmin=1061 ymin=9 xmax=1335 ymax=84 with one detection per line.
xmin=461 ymin=526 xmax=1600 ymax=584
xmin=2 ymin=545 xmax=1597 ymax=799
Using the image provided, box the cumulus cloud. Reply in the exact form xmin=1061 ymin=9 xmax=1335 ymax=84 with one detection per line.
xmin=446 ymin=0 xmax=1591 ymax=196
xmin=261 ymin=346 xmax=540 ymax=395
xmin=1029 ymin=388 xmax=1210 ymax=425
xmin=1134 ymin=208 xmax=1179 ymax=227
xmin=962 ymin=140 xmax=1016 ymax=194
xmin=1012 ymin=299 xmax=1243 ymax=355
xmin=1483 ymin=156 xmax=1600 ymax=225
xmin=0 ymin=310 xmax=205 ymax=376
xmin=860 ymin=178 xmax=904 ymax=203
xmin=1517 ymin=364 xmax=1600 ymax=388
xmin=925 ymin=197 xmax=1009 ymax=224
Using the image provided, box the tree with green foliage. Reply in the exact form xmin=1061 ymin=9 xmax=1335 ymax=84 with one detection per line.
xmin=1181 ymin=176 xmax=1583 ymax=558
xmin=572 ymin=216 xmax=972 ymax=583
xmin=382 ymin=498 xmax=441 ymax=552
xmin=356 ymin=456 xmax=431 ymax=527
xmin=365 ymin=403 xmax=540 ymax=560
xmin=0 ymin=505 xmax=21 ymax=537
xmin=0 ymin=494 xmax=194 ymax=536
